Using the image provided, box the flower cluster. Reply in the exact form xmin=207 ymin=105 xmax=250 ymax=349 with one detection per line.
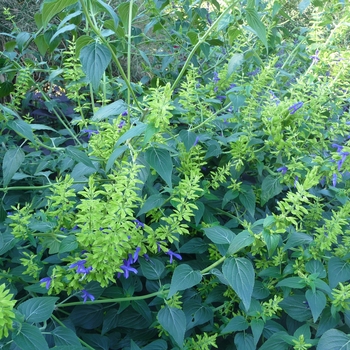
xmin=288 ymin=102 xmax=303 ymax=114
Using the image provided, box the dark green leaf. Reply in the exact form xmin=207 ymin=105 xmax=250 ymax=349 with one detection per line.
xmin=222 ymin=257 xmax=255 ymax=310
xmin=91 ymin=100 xmax=127 ymax=122
xmin=261 ymin=175 xmax=283 ymax=205
xmin=2 ymin=147 xmax=25 ymax=187
xmin=279 ymin=294 xmax=312 ymax=322
xmin=276 ymin=277 xmax=306 ymax=289
xmin=234 ymin=333 xmax=255 ymax=350
xmin=258 ymin=331 xmax=291 ymax=350
xmin=139 ymin=257 xmax=165 ymax=280
xmin=227 ymin=230 xmax=254 ymax=255
xmin=96 ymin=0 xmax=119 ymax=28
xmin=52 ymin=326 xmax=82 ymax=347
xmin=245 ymin=7 xmax=268 ymax=52
xmin=305 ymin=289 xmax=326 ymax=322
xmin=239 ymin=188 xmax=256 ymax=216
xmin=80 ymin=42 xmax=112 ymax=90
xmin=116 ymin=123 xmax=147 ymax=146
xmin=0 ymin=81 xmax=14 ymax=97
xmin=17 ymin=297 xmax=59 ymax=323
xmin=145 ymin=147 xmax=173 ymax=188
xmin=59 ymin=235 xmax=78 ymax=254
xmin=142 ymin=339 xmax=168 ymax=350
xmin=251 ymin=318 xmax=264 ymax=345
xmin=105 ymin=145 xmax=128 ymax=173
xmin=328 ymin=257 xmax=350 ymax=288
xmin=66 ymin=146 xmax=96 ymax=169
xmin=0 ymin=231 xmax=18 ymax=255
xmin=7 ymin=119 xmax=35 ymax=142
xmin=305 ymin=260 xmax=327 ymax=278
xmin=284 ymin=231 xmax=313 ymax=251
xmin=316 ymin=308 xmax=340 ymax=337
xmin=317 ymin=329 xmax=350 ymax=350
xmin=75 ymin=35 xmax=95 ymax=57
xmin=42 ymin=0 xmax=79 ymax=27
xmin=203 ymin=226 xmax=235 ymax=245
xmin=70 ymin=305 xmax=103 ymax=329
xmin=227 ymin=53 xmax=244 ymax=77
xmin=13 ymin=323 xmax=49 ymax=350
xmin=81 ymin=333 xmax=109 ymax=350
xmin=137 ymin=194 xmax=167 ymax=216
xmin=118 ymin=2 xmax=138 ymax=29
xmin=183 ymin=300 xmax=213 ymax=330
xmin=222 ymin=315 xmax=249 ymax=334
xmin=168 ymin=264 xmax=202 ymax=298
xmin=50 ymin=24 xmax=76 ymax=43
xmin=157 ymin=307 xmax=186 ymax=347
xmin=179 ymin=130 xmax=198 ymax=151
xmin=180 ymin=238 xmax=207 ymax=254
xmin=262 ymin=229 xmax=280 ymax=257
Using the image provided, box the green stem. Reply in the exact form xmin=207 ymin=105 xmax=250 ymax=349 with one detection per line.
xmin=201 ymin=256 xmax=226 ymax=274
xmin=56 ymin=289 xmax=165 ymax=308
xmin=171 ymin=2 xmax=236 ymax=91
xmin=127 ymin=0 xmax=134 ymax=111
xmin=80 ymin=0 xmax=142 ymax=112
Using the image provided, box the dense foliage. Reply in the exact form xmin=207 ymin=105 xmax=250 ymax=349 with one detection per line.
xmin=1 ymin=0 xmax=350 ymax=349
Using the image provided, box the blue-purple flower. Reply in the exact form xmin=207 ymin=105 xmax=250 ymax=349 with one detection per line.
xmin=213 ymin=71 xmax=220 ymax=84
xmin=134 ymin=219 xmax=144 ymax=228
xmin=69 ymin=260 xmax=92 ymax=274
xmin=40 ymin=277 xmax=52 ymax=290
xmin=122 ymin=110 xmax=128 ymax=117
xmin=277 ymin=166 xmax=288 ymax=175
xmin=118 ymin=255 xmax=138 ymax=279
xmin=166 ymin=250 xmax=182 ymax=263
xmin=247 ymin=68 xmax=260 ymax=76
xmin=332 ymin=173 xmax=337 ymax=187
xmin=81 ymin=289 xmax=95 ymax=303
xmin=288 ymin=102 xmax=303 ymax=114
xmin=133 ymin=247 xmax=141 ymax=263
xmin=82 ymin=129 xmax=99 ymax=138
xmin=310 ymin=50 xmax=320 ymax=64
xmin=118 ymin=120 xmax=126 ymax=128
xmin=193 ymin=136 xmax=200 ymax=147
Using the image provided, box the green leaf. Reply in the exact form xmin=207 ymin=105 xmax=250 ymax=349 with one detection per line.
xmin=17 ymin=297 xmax=59 ymax=323
xmin=279 ymin=294 xmax=312 ymax=322
xmin=305 ymin=260 xmax=327 ymax=278
xmin=13 ymin=323 xmax=49 ymax=350
xmin=203 ymin=226 xmax=235 ymax=245
xmin=261 ymin=175 xmax=283 ymax=205
xmin=305 ymin=289 xmax=326 ymax=323
xmin=183 ymin=300 xmax=213 ymax=329
xmin=234 ymin=333 xmax=255 ymax=350
xmin=180 ymin=238 xmax=207 ymax=254
xmin=157 ymin=306 xmax=186 ymax=348
xmin=258 ymin=331 xmax=291 ymax=350
xmin=239 ymin=188 xmax=256 ymax=216
xmin=142 ymin=340 xmax=168 ymax=350
xmin=137 ymin=194 xmax=167 ymax=216
xmin=70 ymin=305 xmax=103 ymax=329
xmin=116 ymin=123 xmax=147 ymax=146
xmin=118 ymin=2 xmax=138 ymax=29
xmin=328 ymin=257 xmax=350 ymax=288
xmin=317 ymin=329 xmax=350 ymax=350
xmin=179 ymin=130 xmax=198 ymax=151
xmin=245 ymin=6 xmax=268 ymax=52
xmin=139 ymin=257 xmax=165 ymax=280
xmin=276 ymin=277 xmax=307 ymax=289
xmin=50 ymin=24 xmax=76 ymax=43
xmin=52 ymin=326 xmax=82 ymax=347
xmin=42 ymin=0 xmax=79 ymax=27
xmin=66 ymin=146 xmax=96 ymax=169
xmin=221 ymin=315 xmax=249 ymax=334
xmin=2 ymin=147 xmax=25 ymax=187
xmin=168 ymin=264 xmax=202 ymax=298
xmin=145 ymin=147 xmax=173 ymax=188
xmin=0 ymin=231 xmax=18 ymax=255
xmin=106 ymin=145 xmax=128 ymax=173
xmin=262 ymin=229 xmax=280 ymax=257
xmin=59 ymin=235 xmax=78 ymax=254
xmin=96 ymin=0 xmax=119 ymax=28
xmin=227 ymin=230 xmax=254 ymax=255
xmin=91 ymin=99 xmax=127 ymax=121
xmin=7 ymin=119 xmax=35 ymax=142
xmin=80 ymin=42 xmax=112 ymax=90
xmin=251 ymin=318 xmax=264 ymax=345
xmin=222 ymin=257 xmax=255 ymax=310
xmin=0 ymin=81 xmax=14 ymax=97
xmin=298 ymin=0 xmax=311 ymax=13
xmin=75 ymin=35 xmax=95 ymax=57
xmin=227 ymin=53 xmax=244 ymax=77
xmin=283 ymin=231 xmax=313 ymax=251
xmin=317 ymin=308 xmax=340 ymax=337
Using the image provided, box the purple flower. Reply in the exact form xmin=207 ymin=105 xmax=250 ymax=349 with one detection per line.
xmin=269 ymin=90 xmax=280 ymax=105
xmin=320 ymin=176 xmax=326 ymax=187
xmin=166 ymin=250 xmax=182 ymax=263
xmin=81 ymin=289 xmax=95 ymax=303
xmin=118 ymin=255 xmax=138 ymax=279
xmin=134 ymin=219 xmax=144 ymax=228
xmin=122 ymin=110 xmax=128 ymax=117
xmin=82 ymin=129 xmax=99 ymax=139
xmin=294 ymin=176 xmax=299 ymax=187
xmin=69 ymin=260 xmax=92 ymax=274
xmin=213 ymin=72 xmax=220 ymax=84
xmin=332 ymin=143 xmax=343 ymax=152
xmin=277 ymin=166 xmax=288 ymax=175
xmin=229 ymin=83 xmax=237 ymax=89
xmin=133 ymin=247 xmax=141 ymax=263
xmin=193 ymin=136 xmax=200 ymax=147
xmin=288 ymin=102 xmax=303 ymax=114
xmin=338 ymin=152 xmax=349 ymax=171
xmin=40 ymin=277 xmax=52 ymax=290
xmin=216 ymin=95 xmax=226 ymax=102
xmin=118 ymin=120 xmax=126 ymax=128
xmin=332 ymin=173 xmax=337 ymax=187
xmin=310 ymin=50 xmax=320 ymax=64
xmin=247 ymin=68 xmax=260 ymax=76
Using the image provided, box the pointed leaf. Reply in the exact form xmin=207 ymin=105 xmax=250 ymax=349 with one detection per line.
xmin=139 ymin=257 xmax=165 ymax=280
xmin=17 ymin=297 xmax=59 ymax=323
xmin=42 ymin=0 xmax=79 ymax=27
xmin=106 ymin=145 xmax=128 ymax=173
xmin=245 ymin=6 xmax=268 ymax=52
xmin=305 ymin=289 xmax=326 ymax=322
xmin=222 ymin=257 xmax=255 ymax=310
xmin=279 ymin=294 xmax=312 ymax=322
xmin=317 ymin=329 xmax=350 ymax=350
xmin=118 ymin=2 xmax=138 ymax=29
xmin=168 ymin=264 xmax=202 ymax=298
xmin=137 ymin=194 xmax=167 ymax=216
xmin=251 ymin=318 xmax=264 ymax=345
xmin=50 ymin=24 xmax=76 ymax=43
xmin=234 ymin=333 xmax=255 ymax=350
xmin=276 ymin=277 xmax=307 ymax=289
xmin=328 ymin=257 xmax=350 ymax=288
xmin=227 ymin=53 xmax=244 ymax=77
xmin=116 ymin=123 xmax=147 ymax=146
xmin=80 ymin=42 xmax=112 ymax=90
xmin=52 ymin=326 xmax=82 ymax=347
xmin=203 ymin=226 xmax=235 ymax=245
xmin=261 ymin=175 xmax=283 ymax=205
xmin=96 ymin=0 xmax=119 ymax=28
xmin=2 ymin=147 xmax=25 ymax=187
xmin=7 ymin=119 xmax=35 ymax=142
xmin=66 ymin=146 xmax=95 ymax=169
xmin=91 ymin=99 xmax=127 ymax=121
xmin=239 ymin=188 xmax=255 ymax=216
xmin=227 ymin=230 xmax=254 ymax=255
xmin=145 ymin=147 xmax=173 ymax=188
xmin=13 ymin=323 xmax=49 ymax=350
xmin=157 ymin=307 xmax=186 ymax=347
xmin=222 ymin=315 xmax=249 ymax=334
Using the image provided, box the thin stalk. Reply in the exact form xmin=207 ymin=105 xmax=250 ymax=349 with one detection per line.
xmin=127 ymin=0 xmax=134 ymax=110
xmin=200 ymin=256 xmax=226 ymax=274
xmin=171 ymin=2 xmax=237 ymax=91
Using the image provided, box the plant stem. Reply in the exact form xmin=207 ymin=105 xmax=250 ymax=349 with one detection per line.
xmin=201 ymin=256 xmax=226 ymax=274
